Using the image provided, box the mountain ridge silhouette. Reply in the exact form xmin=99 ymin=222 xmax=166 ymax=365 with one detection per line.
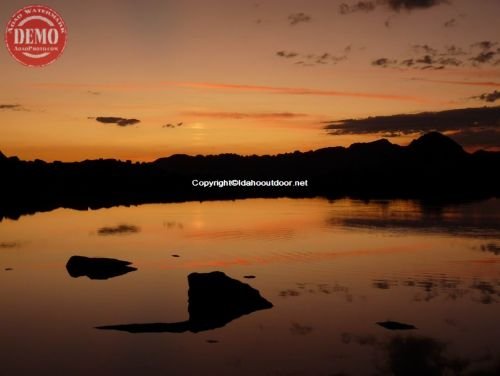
xmin=1 ymin=132 xmax=498 ymax=220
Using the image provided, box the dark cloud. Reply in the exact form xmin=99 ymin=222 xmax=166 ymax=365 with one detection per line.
xmin=371 ymin=57 xmax=396 ymax=67
xmin=387 ymin=0 xmax=448 ymax=11
xmin=443 ymin=18 xmax=456 ymax=27
xmin=371 ymin=41 xmax=499 ymax=70
xmin=0 ymin=242 xmax=19 ymax=249
xmin=470 ymin=51 xmax=496 ymax=64
xmin=276 ymin=50 xmax=299 ymax=58
xmin=413 ymin=44 xmax=437 ymax=56
xmin=472 ymin=41 xmax=498 ymax=51
xmin=325 ymin=106 xmax=500 ymax=135
xmin=339 ymin=1 xmax=376 ymax=15
xmin=437 ymin=57 xmax=461 ymax=66
xmin=276 ymin=47 xmax=352 ymax=67
xmin=287 ymin=12 xmax=311 ymax=26
xmin=339 ymin=0 xmax=447 ymax=14
xmin=325 ymin=106 xmax=500 ymax=149
xmin=472 ymin=90 xmax=500 ymax=103
xmin=449 ymin=128 xmax=500 ymax=149
xmin=162 ymin=122 xmax=183 ymax=128
xmin=97 ymin=224 xmax=140 ymax=235
xmin=416 ymin=54 xmax=434 ymax=64
xmin=0 ymin=104 xmax=24 ymax=111
xmin=400 ymin=58 xmax=415 ymax=67
xmin=94 ymin=117 xmax=140 ymax=127
xmin=420 ymin=65 xmax=444 ymax=70
xmin=373 ymin=54 xmax=457 ymax=70
xmin=444 ymin=45 xmax=467 ymax=56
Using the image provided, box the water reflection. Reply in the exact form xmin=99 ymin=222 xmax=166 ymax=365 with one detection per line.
xmin=328 ymin=199 xmax=500 ymax=239
xmin=0 ymin=198 xmax=499 ymax=375
xmin=97 ymin=271 xmax=273 ymax=333
xmin=340 ymin=333 xmax=500 ymax=376
xmin=480 ymin=243 xmax=500 ymax=256
xmin=97 ymin=224 xmax=140 ymax=236
xmin=370 ymin=275 xmax=500 ymax=304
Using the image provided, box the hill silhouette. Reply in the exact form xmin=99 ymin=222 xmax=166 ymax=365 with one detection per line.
xmin=0 ymin=132 xmax=498 ymax=220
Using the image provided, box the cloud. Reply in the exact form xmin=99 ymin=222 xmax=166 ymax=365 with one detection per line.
xmin=97 ymin=224 xmax=140 ymax=235
xmin=0 ymin=104 xmax=24 ymax=111
xmin=276 ymin=47 xmax=352 ymax=67
xmin=87 ymin=90 xmax=101 ymax=95
xmin=412 ymin=44 xmax=437 ymax=55
xmin=324 ymin=106 xmax=500 ymax=148
xmin=443 ymin=18 xmax=456 ymax=27
xmin=386 ymin=0 xmax=448 ymax=11
xmin=32 ymin=81 xmax=426 ymax=103
xmin=468 ymin=41 xmax=499 ymax=65
xmin=162 ymin=122 xmax=183 ymax=128
xmin=287 ymin=12 xmax=311 ymax=26
xmin=181 ymin=111 xmax=309 ymax=120
xmin=449 ymin=128 xmax=500 ymax=149
xmin=174 ymin=82 xmax=426 ymax=103
xmin=371 ymin=41 xmax=499 ymax=70
xmin=0 ymin=242 xmax=19 ymax=249
xmin=472 ymin=90 xmax=500 ymax=103
xmin=276 ymin=51 xmax=299 ymax=58
xmin=374 ymin=54 xmax=457 ymax=70
xmin=94 ymin=117 xmax=140 ymax=127
xmin=411 ymin=78 xmax=500 ymax=88
xmin=472 ymin=41 xmax=498 ymax=51
xmin=444 ymin=45 xmax=467 ymax=56
xmin=339 ymin=0 xmax=447 ymax=14
xmin=371 ymin=57 xmax=397 ymax=67
xmin=470 ymin=51 xmax=496 ymax=65
xmin=339 ymin=1 xmax=376 ymax=15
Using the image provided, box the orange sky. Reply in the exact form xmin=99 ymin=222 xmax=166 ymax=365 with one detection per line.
xmin=1 ymin=0 xmax=499 ymax=161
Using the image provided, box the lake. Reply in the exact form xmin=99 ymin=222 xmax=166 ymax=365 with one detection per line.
xmin=1 ymin=198 xmax=499 ymax=375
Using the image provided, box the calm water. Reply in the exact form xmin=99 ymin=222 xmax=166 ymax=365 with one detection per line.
xmin=1 ymin=198 xmax=499 ymax=376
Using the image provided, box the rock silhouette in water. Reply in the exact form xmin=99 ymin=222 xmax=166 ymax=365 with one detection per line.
xmin=66 ymin=255 xmax=137 ymax=280
xmin=377 ymin=321 xmax=417 ymax=330
xmin=96 ymin=271 xmax=273 ymax=333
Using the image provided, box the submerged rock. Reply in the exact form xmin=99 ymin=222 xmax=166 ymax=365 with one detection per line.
xmin=377 ymin=321 xmax=417 ymax=330
xmin=97 ymin=271 xmax=273 ymax=333
xmin=66 ymin=255 xmax=137 ymax=280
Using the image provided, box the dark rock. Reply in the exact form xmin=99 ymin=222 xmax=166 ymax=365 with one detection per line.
xmin=66 ymin=255 xmax=137 ymax=280
xmin=96 ymin=271 xmax=273 ymax=333
xmin=243 ymin=275 xmax=256 ymax=279
xmin=171 ymin=254 xmax=180 ymax=258
xmin=5 ymin=267 xmax=13 ymax=271
xmin=377 ymin=321 xmax=417 ymax=330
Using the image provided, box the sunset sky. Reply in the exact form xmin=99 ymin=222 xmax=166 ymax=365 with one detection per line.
xmin=1 ymin=0 xmax=499 ymax=161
